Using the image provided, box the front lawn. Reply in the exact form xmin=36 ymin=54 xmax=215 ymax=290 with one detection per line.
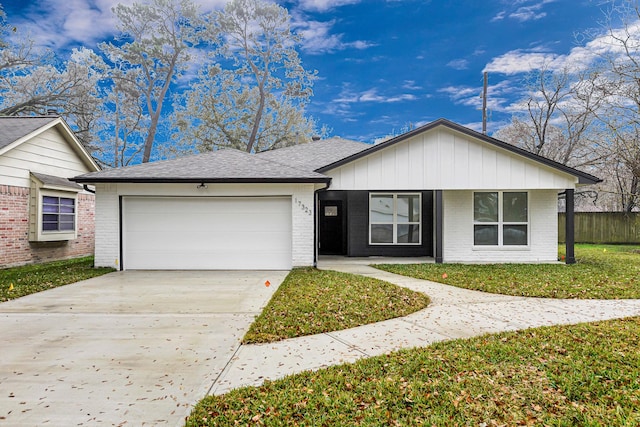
xmin=375 ymin=244 xmax=640 ymax=299
xmin=0 ymin=257 xmax=114 ymax=302
xmin=188 ymin=316 xmax=640 ymax=426
xmin=242 ymin=268 xmax=431 ymax=344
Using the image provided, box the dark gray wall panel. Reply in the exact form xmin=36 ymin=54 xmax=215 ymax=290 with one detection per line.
xmin=319 ymin=190 xmax=433 ymax=257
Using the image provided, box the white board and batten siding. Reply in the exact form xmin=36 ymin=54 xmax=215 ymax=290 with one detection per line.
xmin=325 ymin=127 xmax=578 ymax=191
xmin=93 ymin=183 xmax=316 ymax=270
xmin=0 ymin=126 xmax=94 ymax=187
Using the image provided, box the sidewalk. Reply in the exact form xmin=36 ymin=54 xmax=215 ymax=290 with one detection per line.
xmin=209 ymin=260 xmax=640 ymax=396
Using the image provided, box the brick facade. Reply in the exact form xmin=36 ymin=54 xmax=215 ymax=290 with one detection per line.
xmin=0 ymin=185 xmax=95 ymax=268
xmin=291 ymin=186 xmax=315 ymax=267
xmin=442 ymin=189 xmax=558 ymax=263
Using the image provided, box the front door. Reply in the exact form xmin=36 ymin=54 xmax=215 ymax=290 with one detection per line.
xmin=319 ymin=200 xmax=346 ymax=255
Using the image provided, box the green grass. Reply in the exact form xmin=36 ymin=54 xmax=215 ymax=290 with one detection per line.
xmin=242 ymin=268 xmax=431 ymax=344
xmin=374 ymin=244 xmax=640 ymax=299
xmin=0 ymin=257 xmax=114 ymax=302
xmin=187 ymin=316 xmax=640 ymax=426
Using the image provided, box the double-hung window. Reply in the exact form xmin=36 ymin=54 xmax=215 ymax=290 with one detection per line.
xmin=474 ymin=191 xmax=528 ymax=246
xmin=42 ymin=196 xmax=76 ymax=232
xmin=370 ymin=193 xmax=421 ymax=245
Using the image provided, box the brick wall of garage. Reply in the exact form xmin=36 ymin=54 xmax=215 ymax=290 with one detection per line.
xmin=0 ymin=185 xmax=95 ymax=268
xmin=291 ymin=186 xmax=315 ymax=267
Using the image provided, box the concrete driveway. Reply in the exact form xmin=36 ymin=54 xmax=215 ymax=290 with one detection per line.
xmin=0 ymin=270 xmax=287 ymax=427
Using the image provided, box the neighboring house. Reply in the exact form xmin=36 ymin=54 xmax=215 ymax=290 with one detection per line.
xmin=73 ymin=119 xmax=600 ymax=271
xmin=0 ymin=116 xmax=100 ymax=268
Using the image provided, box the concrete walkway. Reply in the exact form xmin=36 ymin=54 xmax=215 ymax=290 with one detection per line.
xmin=211 ymin=259 xmax=640 ymax=395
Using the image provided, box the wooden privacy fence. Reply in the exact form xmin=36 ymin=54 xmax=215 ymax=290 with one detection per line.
xmin=558 ymin=212 xmax=640 ymax=244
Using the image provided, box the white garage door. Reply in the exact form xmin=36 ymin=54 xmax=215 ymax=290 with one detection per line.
xmin=122 ymin=197 xmax=292 ymax=270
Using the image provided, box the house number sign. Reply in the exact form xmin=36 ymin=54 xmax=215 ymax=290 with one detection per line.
xmin=294 ymin=197 xmax=312 ymax=216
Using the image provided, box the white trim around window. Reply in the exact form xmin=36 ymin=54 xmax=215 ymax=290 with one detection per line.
xmin=369 ymin=193 xmax=421 ymax=245
xmin=473 ymin=191 xmax=529 ymax=247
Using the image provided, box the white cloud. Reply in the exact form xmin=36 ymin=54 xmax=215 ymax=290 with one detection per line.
xmin=296 ymin=20 xmax=344 ymax=53
xmin=491 ymin=11 xmax=506 ymax=22
xmin=297 ymin=0 xmax=360 ymax=12
xmin=334 ymin=86 xmax=417 ymax=105
xmin=439 ymin=80 xmax=516 ymax=114
xmin=359 ymin=88 xmax=416 ymax=103
xmin=11 ymin=0 xmax=227 ymax=50
xmin=484 ymin=49 xmax=560 ymax=75
xmin=485 ymin=19 xmax=640 ymax=76
xmin=294 ymin=17 xmax=374 ymax=54
xmin=509 ymin=4 xmax=547 ymax=22
xmin=348 ymin=40 xmax=376 ymax=50
xmin=447 ymin=58 xmax=469 ymax=70
xmin=491 ymin=0 xmax=554 ymax=24
xmin=478 ymin=20 xmax=640 ymax=122
xmin=402 ymin=80 xmax=422 ymax=90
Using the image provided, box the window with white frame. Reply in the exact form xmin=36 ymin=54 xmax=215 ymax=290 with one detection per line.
xmin=370 ymin=193 xmax=421 ymax=245
xmin=473 ymin=191 xmax=528 ymax=246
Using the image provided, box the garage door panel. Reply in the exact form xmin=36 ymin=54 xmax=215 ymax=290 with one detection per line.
xmin=126 ymin=216 xmax=286 ymax=234
xmin=123 ymin=197 xmax=292 ymax=270
xmin=125 ymin=249 xmax=290 ymax=270
xmin=126 ymin=230 xmax=291 ymax=252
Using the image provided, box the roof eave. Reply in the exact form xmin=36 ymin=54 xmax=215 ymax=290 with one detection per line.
xmin=71 ymin=177 xmax=331 ymax=184
xmin=577 ymin=176 xmax=603 ymax=185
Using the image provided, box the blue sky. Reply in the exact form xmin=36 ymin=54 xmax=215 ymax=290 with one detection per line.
xmin=1 ymin=0 xmax=618 ymax=143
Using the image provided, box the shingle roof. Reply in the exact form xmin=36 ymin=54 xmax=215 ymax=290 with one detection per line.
xmin=0 ymin=116 xmax=59 ymax=151
xmin=31 ymin=172 xmax=83 ymax=191
xmin=257 ymin=137 xmax=370 ymax=171
xmin=73 ymin=120 xmax=601 ymax=186
xmin=73 ymin=148 xmax=330 ymax=183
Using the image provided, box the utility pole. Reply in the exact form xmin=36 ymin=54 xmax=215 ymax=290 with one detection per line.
xmin=482 ymin=71 xmax=488 ymax=135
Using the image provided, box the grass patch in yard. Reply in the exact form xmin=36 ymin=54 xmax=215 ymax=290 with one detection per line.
xmin=187 ymin=317 xmax=640 ymax=426
xmin=1 ymin=257 xmax=114 ymax=302
xmin=375 ymin=244 xmax=640 ymax=299
xmin=242 ymin=268 xmax=430 ymax=344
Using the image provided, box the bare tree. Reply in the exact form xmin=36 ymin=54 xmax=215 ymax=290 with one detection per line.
xmin=0 ymin=6 xmax=36 ymax=74
xmin=100 ymin=0 xmax=203 ymax=163
xmin=587 ymin=0 xmax=640 ymax=211
xmin=175 ymin=0 xmax=318 ymax=153
xmin=92 ymin=66 xmax=148 ymax=167
xmin=0 ymin=8 xmax=104 ymax=148
xmin=496 ymin=66 xmax=604 ymax=170
xmin=174 ymin=65 xmax=319 ymax=153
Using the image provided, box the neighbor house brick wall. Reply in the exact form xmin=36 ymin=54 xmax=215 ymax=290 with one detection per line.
xmin=0 ymin=184 xmax=95 ymax=268
xmin=442 ymin=189 xmax=559 ymax=263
